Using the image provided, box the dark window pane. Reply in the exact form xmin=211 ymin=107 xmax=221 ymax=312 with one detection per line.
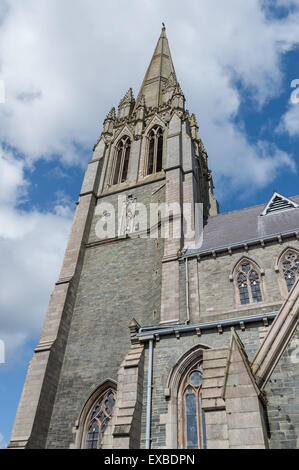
xmin=189 ymin=371 xmax=202 ymax=387
xmin=185 ymin=389 xmax=198 ymax=449
xmin=91 ymin=401 xmax=102 ymax=419
xmin=156 ymin=134 xmax=163 ymax=172
xmin=147 ymin=138 xmax=155 ymax=175
xmin=238 ymin=273 xmax=250 ymax=304
xmin=87 ymin=422 xmax=99 ymax=449
xmin=242 ymin=263 xmax=250 ymax=272
xmin=200 ymin=395 xmax=207 ymax=449
xmin=113 ymin=148 xmax=123 ymax=185
xmin=250 ymin=281 xmax=262 ymax=302
xmin=250 ymin=270 xmax=262 ymax=302
xmin=121 ymin=144 xmax=130 ymax=182
xmin=285 ymin=271 xmax=295 ymax=292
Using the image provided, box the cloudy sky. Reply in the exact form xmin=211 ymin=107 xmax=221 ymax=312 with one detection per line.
xmin=0 ymin=0 xmax=299 ymax=446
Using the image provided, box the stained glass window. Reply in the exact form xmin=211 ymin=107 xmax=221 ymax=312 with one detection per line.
xmin=112 ymin=136 xmax=131 ymax=185
xmin=250 ymin=270 xmax=262 ymax=302
xmin=238 ymin=272 xmax=250 ymax=305
xmin=147 ymin=126 xmax=164 ymax=175
xmin=87 ymin=421 xmax=99 ymax=449
xmin=85 ymin=389 xmax=116 ymax=449
xmin=279 ymin=249 xmax=299 ymax=293
xmin=235 ymin=260 xmax=263 ymax=305
xmin=181 ymin=362 xmax=206 ymax=449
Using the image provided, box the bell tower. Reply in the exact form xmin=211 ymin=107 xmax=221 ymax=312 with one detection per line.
xmin=9 ymin=26 xmax=218 ymax=449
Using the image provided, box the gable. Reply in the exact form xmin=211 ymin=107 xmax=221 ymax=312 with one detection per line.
xmin=261 ymin=192 xmax=298 ymax=216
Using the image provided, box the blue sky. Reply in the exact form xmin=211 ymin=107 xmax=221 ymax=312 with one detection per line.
xmin=0 ymin=0 xmax=299 ymax=447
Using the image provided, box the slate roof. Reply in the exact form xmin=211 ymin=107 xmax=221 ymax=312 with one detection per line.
xmin=188 ymin=195 xmax=299 ymax=255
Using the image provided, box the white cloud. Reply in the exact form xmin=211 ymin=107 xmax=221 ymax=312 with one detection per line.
xmin=0 ymin=0 xmax=299 ymax=360
xmin=0 ymin=149 xmax=25 ymax=205
xmin=277 ymin=81 xmax=299 ymax=137
xmin=278 ymin=104 xmax=299 ymax=136
xmin=0 ymin=147 xmax=73 ymax=361
xmin=0 ymin=0 xmax=298 ymax=189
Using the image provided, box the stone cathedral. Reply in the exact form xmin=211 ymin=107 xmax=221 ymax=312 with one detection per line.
xmin=9 ymin=27 xmax=299 ymax=450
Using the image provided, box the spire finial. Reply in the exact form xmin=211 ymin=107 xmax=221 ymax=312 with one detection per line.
xmin=162 ymin=22 xmax=165 ymax=29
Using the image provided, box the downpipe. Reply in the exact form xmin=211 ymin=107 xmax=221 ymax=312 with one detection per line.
xmin=185 ymin=258 xmax=190 ymax=324
xmin=145 ymin=339 xmax=154 ymax=449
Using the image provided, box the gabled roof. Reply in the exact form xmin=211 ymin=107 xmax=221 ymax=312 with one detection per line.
xmin=261 ymin=191 xmax=299 ymax=216
xmin=187 ymin=194 xmax=299 ymax=255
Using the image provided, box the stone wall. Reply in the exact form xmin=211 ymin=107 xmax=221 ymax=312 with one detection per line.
xmin=197 ymin=240 xmax=299 ymax=320
xmin=266 ymin=327 xmax=299 ymax=449
xmin=140 ymin=325 xmax=261 ymax=449
xmin=139 ymin=323 xmax=298 ymax=449
xmin=46 ymin=180 xmax=165 ymax=449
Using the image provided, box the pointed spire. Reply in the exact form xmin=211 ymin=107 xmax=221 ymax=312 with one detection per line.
xmin=134 ymin=26 xmax=178 ymax=110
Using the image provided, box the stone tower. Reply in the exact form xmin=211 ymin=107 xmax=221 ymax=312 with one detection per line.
xmin=9 ymin=27 xmax=299 ymax=450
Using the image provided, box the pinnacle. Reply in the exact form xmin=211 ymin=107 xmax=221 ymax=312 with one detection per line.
xmin=119 ymin=88 xmax=135 ymax=107
xmin=174 ymin=82 xmax=184 ymax=96
xmin=134 ymin=27 xmax=179 ymax=110
xmin=136 ymin=94 xmax=146 ymax=108
xmin=190 ymin=113 xmax=198 ymax=127
xmin=105 ymin=107 xmax=116 ymax=120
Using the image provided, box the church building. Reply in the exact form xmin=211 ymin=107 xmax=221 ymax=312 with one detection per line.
xmin=9 ymin=26 xmax=299 ymax=450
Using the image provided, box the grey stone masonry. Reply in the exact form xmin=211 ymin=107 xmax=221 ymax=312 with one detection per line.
xmin=265 ymin=327 xmax=299 ymax=449
xmin=8 ymin=190 xmax=98 ymax=449
xmin=112 ymin=342 xmax=145 ymax=449
xmin=46 ymin=181 xmax=165 ymax=449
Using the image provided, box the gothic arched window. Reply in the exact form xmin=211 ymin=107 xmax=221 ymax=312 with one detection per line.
xmin=278 ymin=248 xmax=299 ymax=294
xmin=146 ymin=126 xmax=163 ymax=175
xmin=234 ymin=259 xmax=263 ymax=305
xmin=85 ymin=389 xmax=116 ymax=449
xmin=113 ymin=136 xmax=131 ymax=185
xmin=178 ymin=362 xmax=206 ymax=449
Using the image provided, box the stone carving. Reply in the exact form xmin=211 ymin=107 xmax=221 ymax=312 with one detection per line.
xmin=119 ymin=195 xmax=137 ymax=236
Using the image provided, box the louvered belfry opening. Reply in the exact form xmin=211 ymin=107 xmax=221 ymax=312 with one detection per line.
xmin=266 ymin=195 xmax=295 ymax=214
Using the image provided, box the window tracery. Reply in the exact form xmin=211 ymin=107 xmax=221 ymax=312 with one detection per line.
xmin=234 ymin=259 xmax=263 ymax=305
xmin=112 ymin=136 xmax=131 ymax=185
xmin=278 ymin=248 xmax=299 ymax=293
xmin=146 ymin=125 xmax=163 ymax=175
xmin=86 ymin=389 xmax=116 ymax=449
xmin=179 ymin=362 xmax=206 ymax=449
